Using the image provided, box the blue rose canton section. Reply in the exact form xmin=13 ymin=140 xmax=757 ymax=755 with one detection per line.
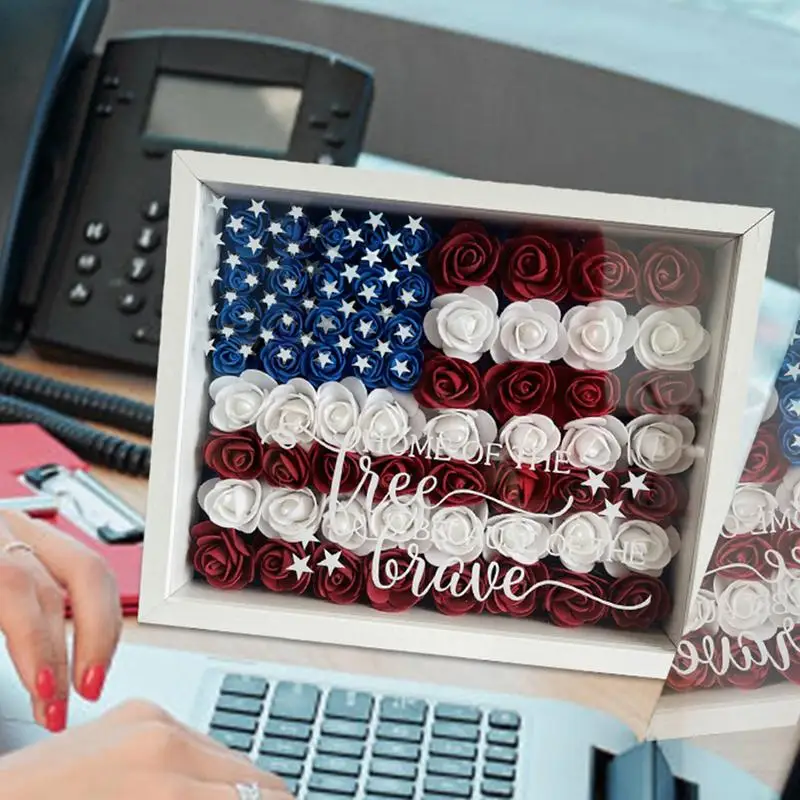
xmin=208 ymin=201 xmax=435 ymax=389
xmin=777 ymin=323 xmax=800 ymax=463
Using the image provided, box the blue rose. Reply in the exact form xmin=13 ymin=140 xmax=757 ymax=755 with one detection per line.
xmin=222 ymin=200 xmax=270 ymax=257
xmin=392 ymin=271 xmax=433 ymax=311
xmin=216 ymin=298 xmax=262 ymax=336
xmin=349 ymin=309 xmax=384 ymax=349
xmin=307 ymin=303 xmax=347 ymax=342
xmin=777 ymin=352 xmax=800 ymax=388
xmin=391 ymin=216 xmax=435 ymax=263
xmin=385 ymin=311 xmax=424 ymax=350
xmin=384 ymin=350 xmax=423 ymax=391
xmin=780 ymin=421 xmax=800 ymax=465
xmin=260 ymin=340 xmax=304 ymax=382
xmin=261 ymin=303 xmax=304 ymax=340
xmin=267 ymin=261 xmax=308 ymax=300
xmin=312 ymin=264 xmax=346 ymax=302
xmin=362 ymin=226 xmax=387 ymax=255
xmin=211 ymin=336 xmax=251 ymax=376
xmin=305 ymin=344 xmax=347 ymax=385
xmin=221 ymin=264 xmax=266 ymax=296
xmin=354 ymin=268 xmax=391 ymax=308
xmin=349 ymin=350 xmax=384 ymax=389
xmin=780 ymin=385 xmax=800 ymax=422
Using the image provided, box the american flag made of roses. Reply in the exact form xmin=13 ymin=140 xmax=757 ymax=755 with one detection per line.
xmin=193 ymin=196 xmax=713 ymax=631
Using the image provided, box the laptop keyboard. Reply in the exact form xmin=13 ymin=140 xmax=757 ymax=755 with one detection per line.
xmin=208 ymin=673 xmax=521 ymax=799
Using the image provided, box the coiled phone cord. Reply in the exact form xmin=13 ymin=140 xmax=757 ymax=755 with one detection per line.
xmin=0 ymin=395 xmax=151 ymax=477
xmin=0 ymin=362 xmax=154 ymax=436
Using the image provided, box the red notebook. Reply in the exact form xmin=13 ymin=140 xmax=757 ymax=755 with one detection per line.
xmin=0 ymin=423 xmax=142 ymax=615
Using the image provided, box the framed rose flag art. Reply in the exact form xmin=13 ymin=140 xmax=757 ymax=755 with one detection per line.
xmin=139 ymin=151 xmax=775 ymax=679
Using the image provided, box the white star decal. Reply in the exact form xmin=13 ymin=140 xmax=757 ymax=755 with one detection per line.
xmin=268 ymin=221 xmax=284 ymax=237
xmin=338 ymin=299 xmax=357 ymax=319
xmin=359 ymin=285 xmax=379 ymax=303
xmin=621 ymin=472 xmax=649 ymax=498
xmin=377 ymin=304 xmax=395 ymax=322
xmin=300 ymin=333 xmax=315 ymax=348
xmin=286 ymin=242 xmax=301 ymax=256
xmin=238 ymin=343 xmax=253 ymax=357
xmin=353 ymin=354 xmax=371 ymax=373
xmin=599 ymin=499 xmax=626 ymax=525
xmin=204 ymin=338 xmax=216 ymax=355
xmin=320 ymin=280 xmax=340 ymax=299
xmin=317 ymin=315 xmax=337 ymax=335
xmin=294 ymin=529 xmax=319 ymax=548
xmin=344 ymin=227 xmax=364 ymax=247
xmin=224 ymin=253 xmax=242 ymax=268
xmin=307 ymin=226 xmax=321 ymax=240
xmin=793 ymin=434 xmax=800 ymax=450
xmin=384 ymin=231 xmax=403 ymax=252
xmin=207 ymin=305 xmax=218 ymax=320
xmin=265 ymin=258 xmax=280 ymax=272
xmin=356 ymin=319 xmax=374 ymax=338
xmin=400 ymin=253 xmax=420 ymax=270
xmin=336 ymin=335 xmax=353 ymax=353
xmin=391 ymin=359 xmax=410 ymax=377
xmin=226 ymin=216 xmax=244 ymax=233
xmin=287 ymin=554 xmax=314 ymax=581
xmin=326 ymin=245 xmax=342 ymax=262
xmin=581 ymin=470 xmax=609 ymax=496
xmin=244 ymin=273 xmax=259 ymax=288
xmin=786 ymin=362 xmax=800 ymax=381
xmin=277 ymin=347 xmax=294 ymax=364
xmin=209 ymin=195 xmax=227 ymax=214
xmin=282 ymin=277 xmax=299 ymax=293
xmin=328 ymin=208 xmax=346 ymax=224
xmin=281 ymin=312 xmax=294 ymax=327
xmin=223 ymin=290 xmax=238 ymax=304
xmin=341 ymin=263 xmax=361 ymax=283
xmin=306 ymin=261 xmax=318 ymax=275
xmin=209 ymin=269 xmax=221 ymax=285
xmin=261 ymin=292 xmax=277 ymax=309
xmin=220 ymin=326 xmax=235 ymax=339
xmin=318 ymin=550 xmax=344 ymax=575
xmin=374 ymin=339 xmax=392 ymax=357
xmin=239 ymin=310 xmax=256 ymax=323
xmin=393 ymin=323 xmax=414 ymax=344
xmin=398 ymin=289 xmax=417 ymax=307
xmin=316 ymin=351 xmax=333 ymax=368
xmin=248 ymin=199 xmax=266 ymax=217
xmin=301 ymin=297 xmax=317 ymax=311
xmin=789 ymin=399 xmax=800 ymax=417
xmin=362 ymin=249 xmax=382 ymax=267
xmin=212 ymin=232 xmax=224 ymax=248
xmin=404 ymin=216 xmax=424 ymax=234
xmin=288 ymin=205 xmax=304 ymax=220
xmin=380 ymin=268 xmax=400 ymax=287
xmin=260 ymin=328 xmax=275 ymax=343
xmin=366 ymin=211 xmax=385 ymax=230
xmin=245 ymin=236 xmax=262 ymax=255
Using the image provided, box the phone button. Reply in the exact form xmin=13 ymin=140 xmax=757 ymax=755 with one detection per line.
xmin=135 ymin=227 xmax=161 ymax=252
xmin=118 ymin=292 xmax=145 ymax=314
xmin=76 ymin=253 xmax=100 ymax=275
xmin=127 ymin=257 xmax=153 ymax=283
xmin=330 ymin=104 xmax=351 ymax=119
xmin=95 ymin=103 xmax=114 ymax=117
xmin=142 ymin=201 xmax=168 ymax=222
xmin=68 ymin=283 xmax=91 ymax=305
xmin=84 ymin=221 xmax=109 ymax=243
xmin=102 ymin=74 xmax=120 ymax=88
xmin=132 ymin=326 xmax=160 ymax=345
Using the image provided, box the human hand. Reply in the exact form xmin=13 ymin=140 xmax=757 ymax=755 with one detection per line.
xmin=0 ymin=699 xmax=291 ymax=800
xmin=0 ymin=510 xmax=122 ymax=732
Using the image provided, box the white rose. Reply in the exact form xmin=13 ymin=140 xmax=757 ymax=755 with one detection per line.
xmin=605 ymin=520 xmax=680 ymax=578
xmin=424 ymin=409 xmax=497 ymax=461
xmin=197 ymin=477 xmax=262 ymax=534
xmin=490 ymin=299 xmax=568 ymax=363
xmin=553 ymin=512 xmax=613 ymax=573
xmin=686 ymin=588 xmax=719 ymax=635
xmin=258 ymin=487 xmax=323 ymax=543
xmin=321 ymin=494 xmax=374 ymax=555
xmin=423 ymin=286 xmax=500 ymax=363
xmin=256 ymin=377 xmax=317 ymax=447
xmin=316 ymin=377 xmax=368 ymax=451
xmin=359 ymin=389 xmax=426 ymax=455
xmin=562 ymin=415 xmax=627 ymax=471
xmin=771 ymin=568 xmax=800 ymax=626
xmin=634 ymin=306 xmax=711 ymax=371
xmin=723 ymin=483 xmax=778 ymax=535
xmin=426 ymin=503 xmax=489 ymax=567
xmin=208 ymin=369 xmax=276 ymax=431
xmin=499 ymin=414 xmax=561 ymax=466
xmin=562 ymin=300 xmax=638 ymax=371
xmin=776 ymin=468 xmax=800 ymax=529
xmin=626 ymin=413 xmax=696 ymax=475
xmin=485 ymin=513 xmax=551 ymax=565
xmin=714 ymin=574 xmax=778 ymax=642
xmin=369 ymin=494 xmax=431 ymax=549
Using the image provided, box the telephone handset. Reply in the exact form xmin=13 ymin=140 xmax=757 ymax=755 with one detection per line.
xmin=0 ymin=0 xmax=373 ymax=372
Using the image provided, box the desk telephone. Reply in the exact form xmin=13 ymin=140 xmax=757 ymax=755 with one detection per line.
xmin=0 ymin=0 xmax=373 ymax=373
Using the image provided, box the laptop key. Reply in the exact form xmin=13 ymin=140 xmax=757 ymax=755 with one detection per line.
xmin=486 ymin=729 xmax=518 ymax=748
xmin=263 ymin=720 xmax=312 ymax=741
xmin=365 ymin=776 xmax=415 ymax=798
xmin=221 ymin=674 xmax=268 ymax=699
xmin=369 ymin=758 xmax=417 ymax=780
xmin=431 ymin=722 xmax=479 ymax=742
xmin=270 ymin=682 xmax=320 ymax=723
xmin=481 ymin=779 xmax=515 ymax=798
xmin=426 ymin=758 xmax=475 ymax=779
xmin=488 ymin=710 xmax=520 ymax=730
xmin=485 ymin=746 xmax=517 ymax=764
xmin=216 ymin=694 xmax=263 ymax=716
xmin=375 ymin=722 xmax=423 ymax=743
xmin=434 ymin=703 xmax=481 ymax=724
xmin=306 ymin=794 xmax=352 ymax=800
xmin=282 ymin=778 xmax=299 ymax=795
xmin=208 ymin=729 xmax=252 ymax=752
xmin=210 ymin=711 xmax=258 ymax=734
xmin=423 ymin=776 xmax=473 ymax=798
xmin=325 ymin=689 xmax=374 ymax=722
xmin=372 ymin=740 xmax=420 ymax=761
xmin=316 ymin=736 xmax=366 ymax=758
xmin=259 ymin=738 xmax=308 ymax=760
xmin=307 ymin=772 xmax=358 ymax=795
xmin=321 ymin=719 xmax=369 ymax=740
xmin=484 ymin=762 xmax=516 ymax=781
xmin=429 ymin=738 xmax=477 ymax=760
xmin=379 ymin=697 xmax=428 ymax=725
xmin=255 ymin=756 xmax=304 ymax=779
xmin=313 ymin=755 xmax=362 ymax=777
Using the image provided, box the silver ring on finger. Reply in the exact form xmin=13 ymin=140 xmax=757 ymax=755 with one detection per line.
xmin=235 ymin=782 xmax=261 ymax=800
xmin=2 ymin=541 xmax=34 ymax=556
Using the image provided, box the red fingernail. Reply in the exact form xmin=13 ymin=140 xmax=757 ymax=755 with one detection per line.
xmin=80 ymin=664 xmax=106 ymax=701
xmin=35 ymin=668 xmax=56 ymax=701
xmin=44 ymin=700 xmax=67 ymax=733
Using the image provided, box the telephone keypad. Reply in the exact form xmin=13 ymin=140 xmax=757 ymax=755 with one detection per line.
xmin=127 ymin=257 xmax=153 ymax=283
xmin=135 ymin=227 xmax=160 ymax=252
xmin=68 ymin=283 xmax=91 ymax=305
xmin=76 ymin=253 xmax=100 ymax=274
xmin=118 ymin=292 xmax=145 ymax=314
xmin=84 ymin=221 xmax=108 ymax=243
xmin=142 ymin=201 xmax=167 ymax=222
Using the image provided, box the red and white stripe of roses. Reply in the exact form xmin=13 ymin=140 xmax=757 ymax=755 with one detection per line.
xmin=198 ymin=291 xmax=711 ymax=579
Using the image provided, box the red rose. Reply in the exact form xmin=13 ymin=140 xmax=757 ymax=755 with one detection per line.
xmin=490 ymin=461 xmax=551 ymax=513
xmin=637 ymin=241 xmax=704 ymax=306
xmin=557 ymin=369 xmax=620 ymax=425
xmin=666 ymin=635 xmax=720 ymax=692
xmin=543 ymin=570 xmax=610 ymax=628
xmin=567 ymin=238 xmax=639 ymax=301
xmin=262 ymin=443 xmax=312 ymax=489
xmin=190 ymin=521 xmax=255 ymax=590
xmin=617 ymin=472 xmax=683 ymax=523
xmin=413 ymin=352 xmax=482 ymax=410
xmin=427 ymin=221 xmax=500 ymax=293
xmin=773 ymin=527 xmax=800 ymax=569
xmin=256 ymin=539 xmax=312 ymax=594
xmin=311 ymin=444 xmax=363 ymax=495
xmin=311 ymin=545 xmax=365 ymax=605
xmin=741 ymin=423 xmax=787 ymax=484
xmin=372 ymin=454 xmax=429 ymax=501
xmin=366 ymin=548 xmax=428 ymax=613
xmin=609 ymin=575 xmax=671 ymax=630
xmin=625 ymin=370 xmax=701 ymax=416
xmin=204 ymin=429 xmax=263 ymax=480
xmin=712 ymin=535 xmax=772 ymax=579
xmin=484 ymin=362 xmax=556 ymax=424
xmin=550 ymin=470 xmax=620 ymax=514
xmin=499 ymin=232 xmax=573 ymax=302
xmin=428 ymin=460 xmax=488 ymax=507
xmin=725 ymin=637 xmax=771 ymax=690
xmin=432 ymin=562 xmax=486 ymax=615
xmin=485 ymin=560 xmax=549 ymax=617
